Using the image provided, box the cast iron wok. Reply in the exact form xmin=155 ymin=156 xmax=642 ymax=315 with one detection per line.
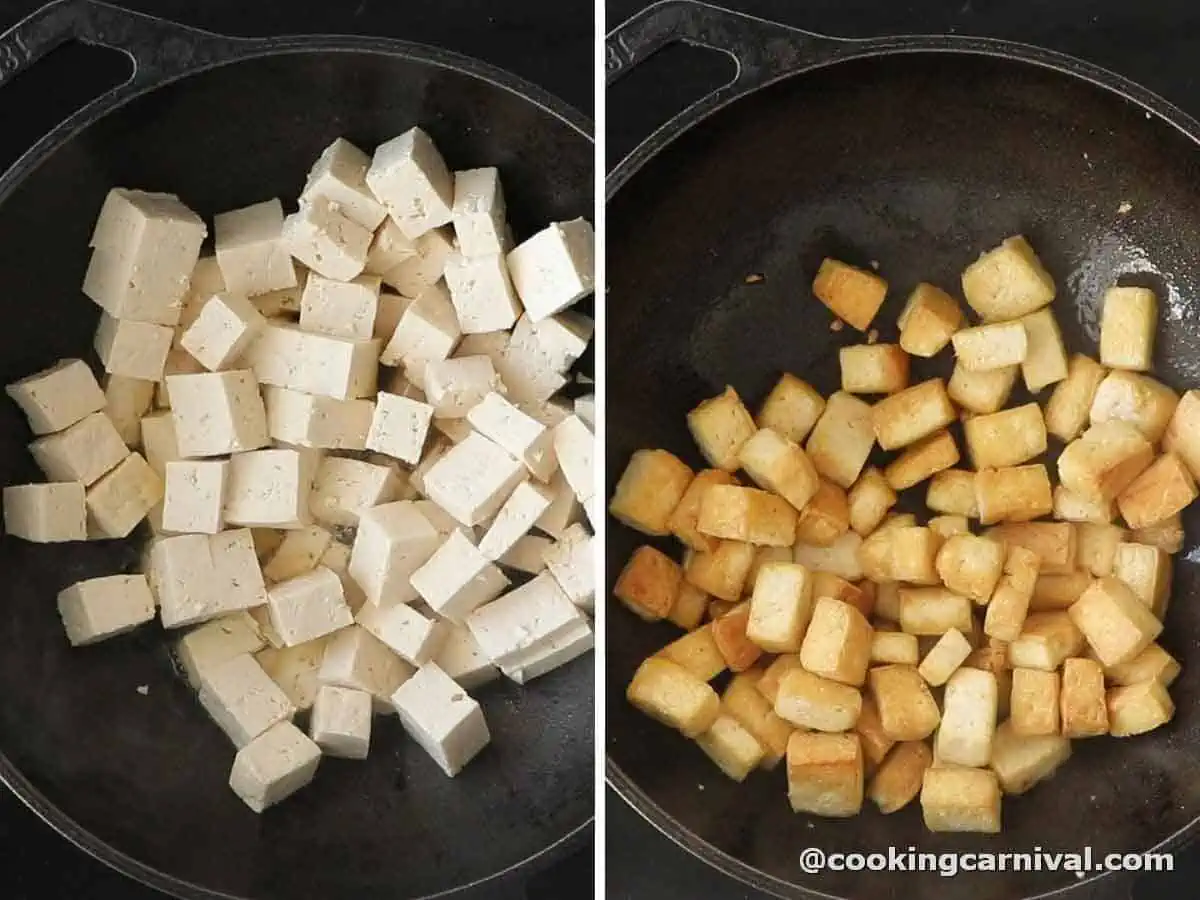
xmin=606 ymin=2 xmax=1200 ymax=898
xmin=0 ymin=2 xmax=592 ymax=898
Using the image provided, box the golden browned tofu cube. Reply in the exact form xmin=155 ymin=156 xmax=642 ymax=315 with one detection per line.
xmin=840 ymin=344 xmax=910 ymax=395
xmin=805 ymin=392 xmax=875 ymax=489
xmin=988 ymin=522 xmax=1077 ymax=575
xmin=707 ymin=599 xmax=736 ymax=620
xmin=1089 ymin=371 xmax=1178 ymax=443
xmin=975 ymin=464 xmax=1053 ymax=525
xmin=1077 ymin=522 xmax=1125 ymax=577
xmin=695 ymin=713 xmax=765 ymax=781
xmin=793 ymin=531 xmax=864 ymax=581
xmin=1030 ymin=572 xmax=1093 ymax=612
xmin=627 ymin=657 xmax=721 ymax=738
xmin=869 ymin=740 xmax=932 ymax=813
xmin=738 ymin=427 xmax=820 ymax=511
xmin=658 ymin=624 xmax=726 ymax=681
xmin=871 ymin=379 xmax=956 ymax=451
xmin=917 ymin=627 xmax=973 ymax=687
xmin=775 ymin=668 xmax=863 ymax=732
xmin=666 ymin=468 xmax=738 ymax=553
xmin=1045 ymin=354 xmax=1107 ymax=442
xmin=1009 ymin=667 xmax=1060 ymax=736
xmin=847 ymin=467 xmax=897 ymax=536
xmin=1068 ymin=576 xmax=1162 ymax=666
xmin=964 ymin=638 xmax=1011 ymax=675
xmin=684 ymin=539 xmax=756 ymax=602
xmin=964 ymin=402 xmax=1047 ymax=470
xmin=812 ymin=574 xmax=871 ymax=620
xmin=1100 ymin=285 xmax=1156 ymax=371
xmin=687 ymin=386 xmax=757 ymax=471
xmin=948 ymin=361 xmax=1019 ymax=415
xmin=793 ymin=480 xmax=850 ymax=547
xmin=746 ymin=562 xmax=814 ymax=653
xmin=920 ymin=766 xmax=1002 ymax=833
xmin=884 ymin=429 xmax=959 ymax=491
xmin=952 ymin=321 xmax=1029 ymax=371
xmin=787 ymin=731 xmax=865 ymax=817
xmin=697 ymin=484 xmax=797 ymax=547
xmin=711 ymin=603 xmax=763 ymax=672
xmin=854 ymin=696 xmax=895 ymax=768
xmin=1118 ymin=453 xmax=1198 ymax=530
xmin=756 ymin=654 xmax=804 ymax=706
xmin=928 ymin=515 xmax=970 ymax=539
xmin=983 ymin=545 xmax=1039 ymax=642
xmin=859 ymin=526 xmax=941 ymax=585
xmin=667 ymin=581 xmax=709 ymax=631
xmin=1107 ymin=679 xmax=1174 ymax=736
xmin=988 ymin=719 xmax=1071 ymax=795
xmin=747 ymin=545 xmax=792 ymax=592
xmin=799 ymin=596 xmax=873 ymax=687
xmin=877 ymin=512 xmax=918 ymax=533
xmin=899 ymin=587 xmax=974 ymax=635
xmin=1007 ymin=612 xmax=1084 ymax=671
xmin=935 ymin=667 xmax=999 ymax=767
xmin=1019 ymin=307 xmax=1069 ymax=392
xmin=609 ymin=449 xmax=694 ymax=536
xmin=1052 ymin=485 xmax=1115 ymax=524
xmin=723 ymin=671 xmax=794 ymax=768
xmin=1060 ymin=656 xmax=1108 ymax=738
xmin=1131 ymin=515 xmax=1185 ymax=554
xmin=926 ymin=469 xmax=980 ymax=518
xmin=898 ymin=282 xmax=963 ymax=357
xmin=812 ymin=258 xmax=887 ymax=332
xmin=961 ymin=234 xmax=1055 ymax=322
xmin=1111 ymin=541 xmax=1172 ymax=619
xmin=614 ymin=545 xmax=681 ymax=621
xmin=936 ymin=533 xmax=1005 ymax=603
xmin=1105 ymin=643 xmax=1180 ymax=687
xmin=870 ymin=630 xmax=920 ymax=665
xmin=868 ymin=664 xmax=941 ymax=740
xmin=756 ymin=373 xmax=826 ymax=444
xmin=1163 ymin=389 xmax=1200 ymax=479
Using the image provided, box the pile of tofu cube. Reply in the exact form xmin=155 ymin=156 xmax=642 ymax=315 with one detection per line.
xmin=2 ymin=127 xmax=595 ymax=813
xmin=610 ymin=234 xmax=1193 ymax=833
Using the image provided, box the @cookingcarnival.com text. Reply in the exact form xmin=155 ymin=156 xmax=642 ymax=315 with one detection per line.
xmin=798 ymin=846 xmax=1174 ymax=877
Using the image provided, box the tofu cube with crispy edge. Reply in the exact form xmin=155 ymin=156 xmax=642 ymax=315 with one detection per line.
xmin=245 ymin=321 xmax=380 ymax=400
xmin=479 ymin=481 xmax=554 ymax=561
xmin=871 ymin=379 xmax=955 ymax=451
xmin=961 ymin=234 xmax=1055 ymax=322
xmin=4 ymin=483 xmax=86 ymax=543
xmin=310 ymin=685 xmax=372 ymax=759
xmin=854 ymin=696 xmax=895 ymax=767
xmin=6 ymin=358 xmax=105 ymax=435
xmin=897 ymin=282 xmax=962 ymax=357
xmin=812 ymin=258 xmax=887 ymax=331
xmin=988 ymin=522 xmax=1077 ymax=575
xmin=1132 ymin=516 xmax=1184 ymax=554
xmin=84 ymin=188 xmax=206 ymax=325
xmin=668 ymin=582 xmax=709 ymax=631
xmin=628 ymin=656 xmax=721 ymax=737
xmin=869 ymin=664 xmax=941 ymax=740
xmin=899 ymin=587 xmax=974 ymax=635
xmin=936 ymin=534 xmax=1005 ymax=603
xmin=443 ymin=252 xmax=522 ymax=334
xmin=1164 ymin=389 xmax=1200 ymax=479
xmin=687 ymin=386 xmax=757 ymax=471
xmin=86 ymin=453 xmax=163 ymax=538
xmin=365 ymin=128 xmax=453 ymax=239
xmin=952 ymin=321 xmax=1029 ymax=372
xmin=687 ymin=539 xmax=756 ymax=601
xmin=451 ymin=167 xmax=507 ymax=257
xmin=811 ymin=572 xmax=871 ymax=618
xmin=104 ymin=375 xmax=155 ymax=448
xmin=756 ymin=373 xmax=826 ymax=444
xmin=739 ymin=428 xmax=821 ymax=512
xmin=320 ymin=624 xmax=414 ymax=705
xmin=1031 ymin=572 xmax=1094 ymax=611
xmin=1009 ymin=667 xmax=1060 ymax=736
xmin=695 ymin=713 xmax=765 ymax=781
xmin=262 ymin=525 xmax=334 ymax=583
xmin=964 ymin=402 xmax=1047 ymax=470
xmin=1074 ymin=520 xmax=1128 ymax=579
xmin=794 ymin=480 xmax=851 ymax=547
xmin=787 ymin=731 xmax=864 ymax=817
xmin=1007 ymin=612 xmax=1083 ymax=670
xmin=746 ymin=562 xmax=813 ymax=653
xmin=1100 ymin=286 xmax=1157 ymax=371
xmin=936 ymin=667 xmax=998 ymax=767
xmin=775 ymin=666 xmax=863 ymax=732
xmin=229 ymin=720 xmax=320 ymax=813
xmin=1106 ymin=643 xmax=1180 ymax=687
xmin=697 ymin=483 xmax=796 ymax=547
xmin=921 ymin=766 xmax=1002 ymax=833
xmin=847 ymin=468 xmax=896 ymax=536
xmin=793 ymin=531 xmax=864 ymax=581
xmin=755 ymin=654 xmax=803 ymax=706
xmin=724 ymin=673 xmax=794 ymax=769
xmin=871 ymin=630 xmax=919 ymax=665
xmin=94 ymin=314 xmax=173 ymax=382
xmin=989 ymin=719 xmax=1071 ymax=794
xmin=885 ymin=429 xmax=959 ymax=491
xmin=348 ymin=500 xmax=440 ymax=606
xmin=299 ymin=273 xmax=380 ymax=340
xmin=658 ymin=624 xmax=725 ymax=681
xmin=1089 ymin=371 xmax=1178 ymax=443
xmin=1068 ymin=576 xmax=1162 ymax=666
xmin=805 ymin=391 xmax=875 ymax=489
xmin=1046 ymin=353 xmax=1108 ymax=442
xmin=379 ymin=282 xmax=460 ymax=372
xmin=214 ymin=199 xmax=298 ymax=297
xmin=1053 ymin=486 xmax=1116 ymax=525
xmin=392 ymin=663 xmax=490 ymax=776
xmin=926 ymin=469 xmax=979 ymax=518
xmin=364 ymin=392 xmax=433 ymax=465
xmin=467 ymin=391 xmax=555 ymax=481
xmin=1018 ymin=307 xmax=1069 ymax=392
xmin=1060 ymin=657 xmax=1108 ymax=738
xmin=57 ymin=574 xmax=155 ymax=646
xmin=839 ymin=344 xmax=909 ymax=394
xmin=710 ymin=604 xmax=763 ymax=672
xmin=162 ymin=460 xmax=228 ymax=534
xmin=869 ymin=740 xmax=932 ymax=813
xmin=552 ymin=415 xmax=593 ymax=508
xmin=918 ymin=628 xmax=973 ymax=687
xmin=309 ymin=457 xmax=396 ymax=528
xmin=506 ymin=219 xmax=594 ymax=321
xmin=176 ymin=613 xmax=267 ymax=688
xmin=541 ymin=523 xmax=593 ymax=612
xmin=799 ymin=597 xmax=872 ymax=686
xmin=859 ymin=527 xmax=941 ymax=585
xmin=422 ymin=432 xmax=528 ymax=527
xmin=263 ymin=387 xmax=374 ymax=451
xmin=1107 ymin=679 xmax=1174 ymax=736
xmin=929 ymin=515 xmax=970 ymax=539
xmin=665 ymin=468 xmax=735 ymax=552
xmin=975 ymin=464 xmax=1053 ymax=525
xmin=198 ymin=653 xmax=295 ymax=747
xmin=167 ymin=370 xmax=269 ymax=458
xmin=223 ymin=449 xmax=317 ymax=529
xmin=300 ymin=138 xmax=386 ymax=230
xmin=947 ymin=361 xmax=1019 ymax=416
xmin=281 ymin=195 xmax=370 ymax=281
xmin=983 ymin=545 xmax=1040 ymax=642
xmin=1112 ymin=542 xmax=1172 ymax=618
xmin=433 ymin=624 xmax=498 ymax=691
xmin=150 ymin=530 xmax=268 ymax=628
xmin=423 ymin=355 xmax=503 ymax=419
xmin=1118 ymin=453 xmax=1197 ymax=529
xmin=411 ymin=530 xmax=509 ymax=622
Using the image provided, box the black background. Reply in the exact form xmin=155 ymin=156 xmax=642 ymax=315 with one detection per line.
xmin=607 ymin=1 xmax=1200 ymax=899
xmin=0 ymin=1 xmax=592 ymax=898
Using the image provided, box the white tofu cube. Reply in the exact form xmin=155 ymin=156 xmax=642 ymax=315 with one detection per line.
xmin=57 ymin=574 xmax=155 ymax=646
xmin=433 ymin=624 xmax=499 ymax=690
xmin=478 ymin=481 xmax=553 ymax=561
xmin=499 ymin=534 xmax=553 ymax=574
xmin=244 ymin=321 xmax=380 ymax=400
xmin=520 ymin=312 xmax=593 ymax=374
xmin=492 ymin=341 xmax=567 ymax=406
xmin=29 ymin=411 xmax=128 ymax=485
xmin=452 ymin=168 xmax=507 ymax=257
xmin=500 ymin=619 xmax=593 ymax=684
xmin=179 ymin=291 xmax=266 ymax=371
xmin=318 ymin=541 xmax=367 ymax=612
xmin=553 ymin=414 xmax=594 ymax=506
xmin=262 ymin=525 xmax=334 ymax=583
xmin=374 ymin=291 xmax=408 ymax=342
xmin=319 ymin=624 xmax=414 ymax=709
xmin=104 ymin=375 xmax=156 ymax=447
xmin=467 ymin=391 xmax=556 ymax=481
xmin=422 ymin=431 xmax=528 ymax=526
xmin=140 ymin=412 xmax=181 ymax=476
xmin=378 ymin=227 xmax=455 ymax=296
xmin=224 ymin=449 xmax=318 ymax=528
xmin=154 ymin=347 xmax=206 ymax=409
xmin=161 ymin=460 xmax=228 ymax=534
xmin=176 ymin=613 xmax=267 ymax=688
xmin=534 ymin=469 xmax=582 ymax=539
xmin=391 ymin=662 xmax=490 ymax=776
xmin=94 ymin=313 xmax=173 ymax=381
xmin=413 ymin=499 xmax=475 ymax=543
xmin=300 ymin=138 xmax=387 ymax=230
xmin=198 ymin=653 xmax=295 ymax=747
xmin=506 ymin=219 xmax=594 ymax=321
xmin=365 ymin=392 xmax=434 ymax=465
xmin=357 ymin=600 xmax=445 ymax=665
xmin=410 ymin=530 xmax=510 ymax=622
xmin=214 ymin=199 xmax=298 ymax=297
xmin=542 ymin=523 xmax=594 ymax=612
xmin=83 ymin=188 xmax=206 ymax=325
xmin=167 ymin=370 xmax=269 ymax=458
xmin=380 ymin=282 xmax=462 ymax=372
xmin=365 ymin=218 xmax=418 ymax=278
xmin=365 ymin=127 xmax=454 ymax=239
xmin=309 ymin=457 xmax=397 ymax=528
xmin=281 ymin=195 xmax=371 ymax=282
xmin=179 ymin=256 xmax=227 ymax=328
xmin=6 ymin=358 xmax=105 ymax=435
xmin=255 ymin=638 xmax=329 ymax=711
xmin=263 ymin=387 xmax=373 ymax=451
xmin=229 ymin=721 xmax=321 ymax=813
xmin=443 ymin=252 xmax=522 ymax=334
xmin=465 ymin=571 xmax=584 ymax=666
xmin=348 ymin=500 xmax=441 ymax=605
xmin=299 ymin=273 xmax=381 ymax=340
xmin=85 ymin=452 xmax=164 ymax=538
xmin=408 ymin=437 xmax=450 ymax=497
xmin=424 ymin=355 xmax=503 ymax=419
xmin=266 ymin=567 xmax=353 ymax=647
xmin=150 ymin=529 xmax=269 ymax=628
xmin=310 ymin=685 xmax=372 ymax=759
xmin=434 ymin=416 xmax=473 ymax=444
xmin=3 ymin=483 xmax=87 ymax=542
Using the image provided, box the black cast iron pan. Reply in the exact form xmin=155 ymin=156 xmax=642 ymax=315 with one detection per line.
xmin=606 ymin=2 xmax=1200 ymax=898
xmin=0 ymin=2 xmax=593 ymax=898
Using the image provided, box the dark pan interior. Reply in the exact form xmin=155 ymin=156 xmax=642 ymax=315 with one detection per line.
xmin=0 ymin=49 xmax=592 ymax=900
xmin=607 ymin=50 xmax=1200 ymax=900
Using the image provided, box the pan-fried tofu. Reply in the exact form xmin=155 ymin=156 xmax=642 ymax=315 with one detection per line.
xmin=1052 ymin=485 xmax=1115 ymax=525
xmin=1100 ymin=286 xmax=1156 ymax=371
xmin=685 ymin=540 xmax=757 ymax=602
xmin=899 ymin=587 xmax=973 ymax=635
xmin=1030 ymin=571 xmax=1094 ymax=612
xmin=748 ymin=545 xmax=793 ymax=592
xmin=868 ymin=664 xmax=941 ymax=740
xmin=694 ymin=714 xmax=765 ymax=781
xmin=687 ymin=386 xmax=757 ymax=471
xmin=738 ymin=428 xmax=820 ymax=511
xmin=1131 ymin=515 xmax=1184 ymax=555
xmin=869 ymin=740 xmax=932 ymax=813
xmin=935 ymin=667 xmax=998 ymax=767
xmin=877 ymin=513 xmax=918 ymax=533
xmin=756 ymin=654 xmax=805 ymax=706
xmin=787 ymin=731 xmax=865 ymax=817
xmin=799 ymin=597 xmax=872 ymax=686
xmin=926 ymin=469 xmax=980 ymax=518
xmin=917 ymin=628 xmax=973 ymax=686
xmin=805 ymin=392 xmax=876 ymax=489
xmin=981 ymin=543 xmax=1039 ymax=643
xmin=1163 ymin=389 xmax=1200 ymax=479
xmin=613 ymin=546 xmax=681 ymax=621
xmin=1076 ymin=523 xmax=1124 ymax=577
xmin=812 ymin=258 xmax=887 ymax=331
xmin=964 ymin=403 xmax=1047 ymax=470
xmin=1118 ymin=453 xmax=1197 ymax=529
xmin=920 ymin=766 xmax=1002 ymax=833
xmin=897 ymin=282 xmax=963 ymax=357
xmin=1107 ymin=679 xmax=1174 ymax=736
xmin=1068 ymin=576 xmax=1162 ymax=667
xmin=871 ymin=379 xmax=956 ymax=451
xmin=859 ymin=527 xmax=941 ymax=585
xmin=698 ymin=484 xmax=797 ymax=547
xmin=668 ymin=582 xmax=710 ymax=631
xmin=988 ymin=522 xmax=1076 ymax=575
xmin=948 ymin=362 xmax=1019 ymax=415
xmin=884 ymin=430 xmax=959 ymax=491
xmin=928 ymin=515 xmax=970 ymax=539
xmin=711 ymin=604 xmax=763 ymax=672
xmin=723 ymin=672 xmax=794 ymax=768
xmin=658 ymin=625 xmax=726 ymax=682
xmin=793 ymin=531 xmax=864 ymax=581
xmin=1111 ymin=542 xmax=1172 ymax=619
xmin=627 ymin=657 xmax=721 ymax=738
xmin=936 ymin=534 xmax=1005 ymax=603
xmin=746 ymin=562 xmax=814 ymax=653
xmin=871 ymin=630 xmax=920 ymax=664
xmin=1019 ymin=307 xmax=1069 ymax=392
xmin=793 ymin=480 xmax=850 ymax=547
xmin=975 ymin=464 xmax=1053 ymax=525
xmin=840 ymin=344 xmax=910 ymax=394
xmin=775 ymin=668 xmax=863 ymax=732
xmin=666 ymin=468 xmax=738 ymax=553
xmin=1045 ymin=354 xmax=1107 ymax=442
xmin=811 ymin=571 xmax=867 ymax=612
xmin=1089 ymin=371 xmax=1178 ymax=443
xmin=1009 ymin=668 xmax=1060 ymax=736
xmin=952 ymin=321 xmax=1029 ymax=371
xmin=1060 ymin=657 xmax=1108 ymax=738
xmin=1105 ymin=643 xmax=1180 ymax=687
xmin=847 ymin=468 xmax=897 ymax=536
xmin=1007 ymin=612 xmax=1083 ymax=671
xmin=854 ymin=696 xmax=895 ymax=768
xmin=961 ymin=235 xmax=1055 ymax=322
xmin=756 ymin=373 xmax=826 ymax=444
xmin=988 ymin=719 xmax=1071 ymax=795
xmin=609 ymin=449 xmax=694 ymax=536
